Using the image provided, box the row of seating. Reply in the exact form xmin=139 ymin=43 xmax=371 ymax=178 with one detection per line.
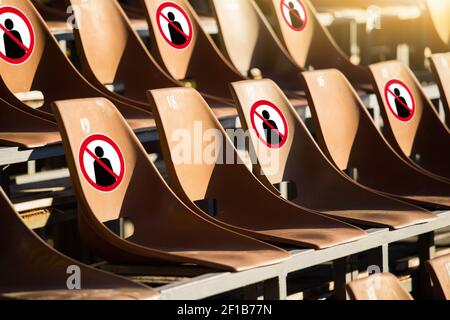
xmin=0 ymin=0 xmax=448 ymax=299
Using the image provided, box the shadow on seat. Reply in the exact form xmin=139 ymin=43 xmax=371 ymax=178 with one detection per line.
xmin=0 ymin=0 xmax=153 ymax=131
xmin=255 ymin=0 xmax=371 ymax=90
xmin=301 ymin=69 xmax=450 ymax=210
xmin=347 ymin=273 xmax=413 ymax=300
xmin=51 ymin=97 xmax=289 ymax=271
xmin=148 ymin=87 xmax=367 ymax=249
xmin=426 ymin=253 xmax=450 ymax=300
xmin=0 ymin=187 xmax=159 ymax=300
xmin=230 ymin=78 xmax=436 ymax=229
xmin=369 ymin=61 xmax=450 ymax=182
xmin=429 ymin=53 xmax=450 ymax=129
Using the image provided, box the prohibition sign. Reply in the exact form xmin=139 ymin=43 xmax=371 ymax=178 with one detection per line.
xmin=79 ymin=134 xmax=125 ymax=192
xmin=156 ymin=2 xmax=193 ymax=49
xmin=280 ymin=0 xmax=308 ymax=32
xmin=0 ymin=6 xmax=35 ymax=64
xmin=250 ymin=100 xmax=289 ymax=149
xmin=384 ymin=79 xmax=416 ymax=122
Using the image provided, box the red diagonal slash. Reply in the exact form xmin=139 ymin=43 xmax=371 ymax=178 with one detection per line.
xmin=282 ymin=2 xmax=305 ymax=26
xmin=386 ymin=87 xmax=412 ymax=112
xmin=159 ymin=12 xmax=189 ymax=41
xmin=84 ymin=147 xmax=119 ymax=181
xmin=254 ymin=111 xmax=285 ymax=141
xmin=0 ymin=23 xmax=29 ymax=53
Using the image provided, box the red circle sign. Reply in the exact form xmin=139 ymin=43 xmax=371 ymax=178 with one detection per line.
xmin=156 ymin=2 xmax=193 ymax=50
xmin=250 ymin=100 xmax=289 ymax=149
xmin=79 ymin=134 xmax=125 ymax=192
xmin=0 ymin=6 xmax=35 ymax=65
xmin=280 ymin=0 xmax=308 ymax=32
xmin=384 ymin=79 xmax=416 ymax=122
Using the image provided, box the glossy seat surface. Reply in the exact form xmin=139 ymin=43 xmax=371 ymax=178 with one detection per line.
xmin=302 ymin=69 xmax=450 ymax=210
xmin=148 ymin=87 xmax=368 ymax=249
xmin=52 ymin=97 xmax=290 ymax=271
xmin=230 ymin=78 xmax=436 ymax=229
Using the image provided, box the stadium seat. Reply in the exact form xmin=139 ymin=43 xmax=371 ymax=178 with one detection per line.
xmin=141 ymin=0 xmax=245 ymax=100
xmin=68 ymin=0 xmax=234 ymax=114
xmin=347 ymin=273 xmax=413 ymax=300
xmin=255 ymin=0 xmax=370 ymax=89
xmin=148 ymin=87 xmax=367 ymax=249
xmin=0 ymin=0 xmax=153 ymax=131
xmin=426 ymin=253 xmax=450 ymax=300
xmin=369 ymin=61 xmax=450 ymax=182
xmin=0 ymin=187 xmax=159 ymax=300
xmin=429 ymin=53 xmax=450 ymax=129
xmin=51 ymin=97 xmax=290 ymax=271
xmin=230 ymin=79 xmax=436 ymax=229
xmin=0 ymin=98 xmax=60 ymax=148
xmin=424 ymin=0 xmax=450 ymax=52
xmin=210 ymin=0 xmax=307 ymax=106
xmin=301 ymin=69 xmax=450 ymax=210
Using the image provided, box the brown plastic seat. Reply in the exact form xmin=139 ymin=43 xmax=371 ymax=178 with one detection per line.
xmin=301 ymin=69 xmax=450 ymax=210
xmin=255 ymin=0 xmax=370 ymax=89
xmin=347 ymin=273 xmax=413 ymax=300
xmin=424 ymin=0 xmax=450 ymax=52
xmin=141 ymin=0 xmax=245 ymax=100
xmin=429 ymin=53 xmax=450 ymax=129
xmin=230 ymin=79 xmax=436 ymax=229
xmin=148 ymin=87 xmax=367 ymax=249
xmin=0 ymin=97 xmax=60 ymax=148
xmin=210 ymin=0 xmax=307 ymax=103
xmin=0 ymin=187 xmax=159 ymax=300
xmin=426 ymin=254 xmax=450 ymax=300
xmin=67 ymin=0 xmax=233 ymax=115
xmin=369 ymin=61 xmax=450 ymax=182
xmin=51 ymin=97 xmax=289 ymax=271
xmin=0 ymin=0 xmax=153 ymax=131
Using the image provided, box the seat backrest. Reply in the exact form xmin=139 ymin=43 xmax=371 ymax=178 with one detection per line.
xmin=426 ymin=254 xmax=450 ymax=300
xmin=430 ymin=53 xmax=450 ymax=128
xmin=230 ymin=78 xmax=330 ymax=185
xmin=368 ymin=60 xmax=449 ymax=158
xmin=52 ymin=97 xmax=173 ymax=225
xmin=425 ymin=0 xmax=450 ymax=50
xmin=0 ymin=0 xmax=109 ymax=113
xmin=141 ymin=0 xmax=242 ymax=97
xmin=147 ymin=87 xmax=263 ymax=203
xmin=347 ymin=273 xmax=413 ymax=300
xmin=142 ymin=0 xmax=198 ymax=80
xmin=68 ymin=0 xmax=176 ymax=101
xmin=301 ymin=69 xmax=379 ymax=171
xmin=210 ymin=0 xmax=300 ymax=82
xmin=256 ymin=0 xmax=341 ymax=68
xmin=255 ymin=0 xmax=368 ymax=85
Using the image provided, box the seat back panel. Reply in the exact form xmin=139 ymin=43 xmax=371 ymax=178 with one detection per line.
xmin=347 ymin=273 xmax=413 ymax=300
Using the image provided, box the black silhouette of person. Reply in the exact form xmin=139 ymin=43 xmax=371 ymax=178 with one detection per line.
xmin=262 ymin=110 xmax=281 ymax=145
xmin=3 ymin=19 xmax=26 ymax=59
xmin=167 ymin=11 xmax=187 ymax=45
xmin=288 ymin=2 xmax=303 ymax=29
xmin=393 ymin=88 xmax=411 ymax=119
xmin=93 ymin=146 xmax=116 ymax=187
